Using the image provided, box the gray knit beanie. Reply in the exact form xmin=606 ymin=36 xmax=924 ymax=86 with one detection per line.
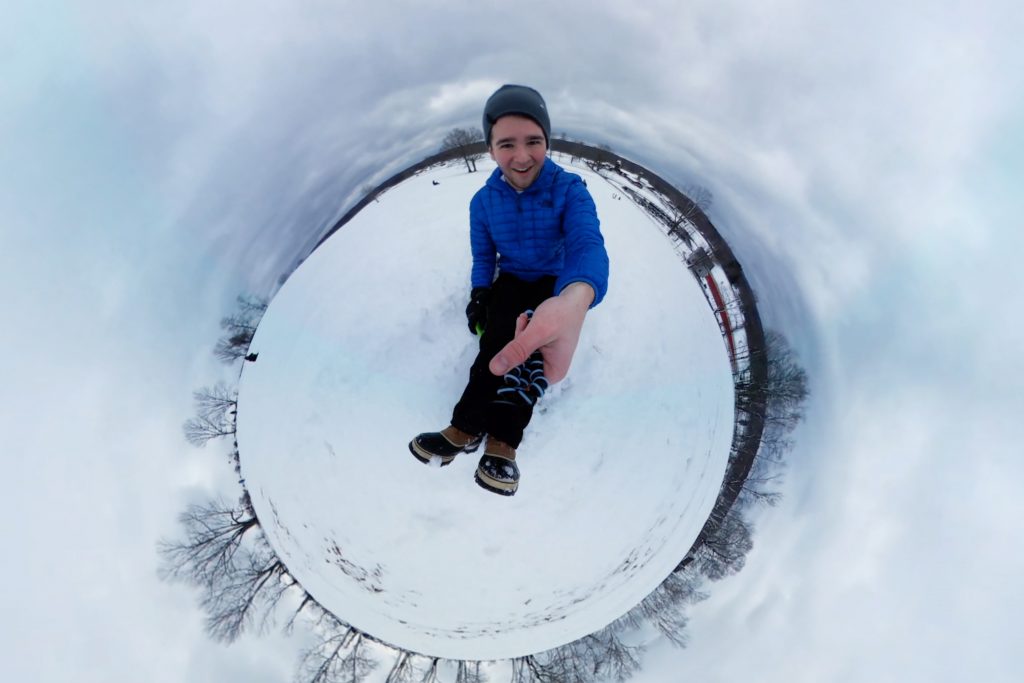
xmin=482 ymin=84 xmax=551 ymax=147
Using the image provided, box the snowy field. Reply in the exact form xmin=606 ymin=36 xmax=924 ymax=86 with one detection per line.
xmin=236 ymin=157 xmax=735 ymax=659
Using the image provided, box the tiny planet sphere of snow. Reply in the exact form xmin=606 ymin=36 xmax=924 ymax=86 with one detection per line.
xmin=236 ymin=156 xmax=734 ymax=660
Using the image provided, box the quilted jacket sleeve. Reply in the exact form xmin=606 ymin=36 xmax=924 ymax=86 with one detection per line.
xmin=469 ymin=192 xmax=497 ymax=289
xmin=556 ymin=178 xmax=609 ymax=307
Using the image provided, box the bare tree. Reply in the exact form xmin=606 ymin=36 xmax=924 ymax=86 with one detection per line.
xmin=282 ymin=588 xmax=318 ymax=635
xmin=510 ymin=656 xmax=543 ymax=683
xmin=419 ymin=657 xmax=441 ymax=683
xmin=535 ymin=643 xmax=594 ymax=683
xmin=585 ymin=627 xmax=643 ymax=682
xmin=299 ymin=618 xmax=378 ymax=683
xmin=303 ymin=633 xmax=350 ymax=683
xmin=735 ymin=436 xmax=788 ymax=509
xmin=183 ymin=382 xmax=238 ymax=447
xmin=159 ymin=498 xmax=260 ymax=588
xmin=736 ymin=468 xmax=784 ymax=508
xmin=202 ymin=535 xmax=292 ymax=642
xmin=762 ymin=330 xmax=810 ymax=429
xmin=732 ymin=329 xmax=808 ymax=512
xmin=683 ymin=184 xmax=713 ymax=213
xmin=736 ymin=330 xmax=809 ymax=431
xmin=182 ymin=413 xmax=235 ymax=447
xmin=454 ymin=660 xmax=486 ymax=683
xmin=666 ymin=184 xmax=713 ymax=247
xmin=622 ymin=567 xmax=706 ymax=648
xmin=214 ymin=294 xmax=268 ymax=364
xmin=195 ymin=382 xmax=238 ymax=418
xmin=694 ymin=507 xmax=753 ymax=581
xmin=385 ymin=651 xmax=417 ymax=683
xmin=667 ymin=218 xmax=695 ymax=248
xmin=469 ymin=620 xmax=640 ymax=683
xmin=531 ymin=626 xmax=642 ymax=683
xmin=441 ymin=127 xmax=485 ymax=172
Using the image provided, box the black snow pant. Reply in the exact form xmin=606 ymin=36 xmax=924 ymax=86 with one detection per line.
xmin=451 ymin=272 xmax=556 ymax=448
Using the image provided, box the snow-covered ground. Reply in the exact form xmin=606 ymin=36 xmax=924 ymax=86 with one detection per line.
xmin=237 ymin=157 xmax=735 ymax=659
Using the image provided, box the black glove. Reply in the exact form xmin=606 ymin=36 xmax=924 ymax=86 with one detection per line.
xmin=466 ymin=286 xmax=490 ymax=335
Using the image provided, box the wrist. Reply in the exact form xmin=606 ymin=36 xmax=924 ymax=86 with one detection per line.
xmin=559 ymin=282 xmax=595 ymax=309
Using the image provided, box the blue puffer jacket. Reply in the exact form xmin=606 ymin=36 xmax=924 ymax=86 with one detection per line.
xmin=469 ymin=157 xmax=609 ymax=307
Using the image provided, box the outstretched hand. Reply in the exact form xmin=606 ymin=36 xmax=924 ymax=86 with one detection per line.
xmin=489 ymin=282 xmax=595 ymax=384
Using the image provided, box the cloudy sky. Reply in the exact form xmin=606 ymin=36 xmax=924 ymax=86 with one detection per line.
xmin=2 ymin=1 xmax=1022 ymax=681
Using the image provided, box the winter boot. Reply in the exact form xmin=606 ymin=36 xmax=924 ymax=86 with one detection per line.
xmin=475 ymin=438 xmax=519 ymax=496
xmin=409 ymin=425 xmax=482 ymax=466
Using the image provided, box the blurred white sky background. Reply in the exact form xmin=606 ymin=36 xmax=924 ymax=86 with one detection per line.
xmin=2 ymin=1 xmax=1023 ymax=681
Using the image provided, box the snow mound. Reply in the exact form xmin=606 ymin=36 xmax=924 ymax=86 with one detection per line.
xmin=236 ymin=157 xmax=734 ymax=659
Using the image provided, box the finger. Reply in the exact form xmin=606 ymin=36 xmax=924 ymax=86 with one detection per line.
xmin=490 ymin=321 xmax=547 ymax=375
xmin=490 ymin=340 xmax=529 ymax=375
xmin=514 ymin=312 xmax=530 ymax=336
xmin=542 ymin=344 xmax=570 ymax=384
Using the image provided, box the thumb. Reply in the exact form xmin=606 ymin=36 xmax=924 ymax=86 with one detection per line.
xmin=489 ymin=320 xmax=544 ymax=375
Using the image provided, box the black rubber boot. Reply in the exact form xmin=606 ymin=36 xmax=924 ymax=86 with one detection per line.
xmin=409 ymin=426 xmax=482 ymax=466
xmin=475 ymin=439 xmax=519 ymax=496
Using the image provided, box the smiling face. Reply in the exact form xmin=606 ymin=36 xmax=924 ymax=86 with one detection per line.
xmin=488 ymin=115 xmax=548 ymax=191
